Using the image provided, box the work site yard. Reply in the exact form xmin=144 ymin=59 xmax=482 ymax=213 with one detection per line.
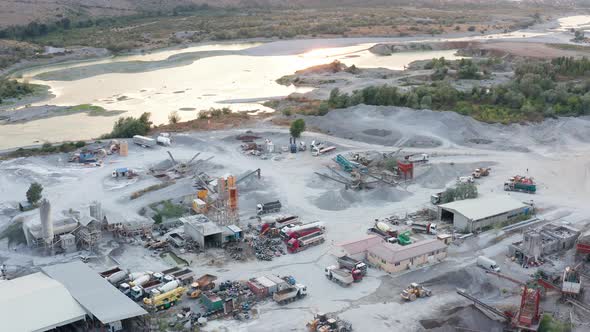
xmin=1 ymin=105 xmax=590 ymax=331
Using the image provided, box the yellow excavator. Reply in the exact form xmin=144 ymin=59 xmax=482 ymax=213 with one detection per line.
xmin=143 ymin=286 xmax=186 ymax=311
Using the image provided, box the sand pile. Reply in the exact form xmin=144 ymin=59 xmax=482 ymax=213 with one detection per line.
xmin=313 ymin=189 xmax=358 ymax=211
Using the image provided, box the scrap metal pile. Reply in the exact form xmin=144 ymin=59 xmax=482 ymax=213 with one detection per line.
xmin=250 ymin=237 xmax=285 ymax=261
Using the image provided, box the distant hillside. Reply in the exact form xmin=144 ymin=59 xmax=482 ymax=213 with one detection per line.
xmin=0 ymin=0 xmax=579 ymax=28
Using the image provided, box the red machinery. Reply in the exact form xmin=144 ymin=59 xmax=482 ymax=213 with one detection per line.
xmin=397 ymin=161 xmax=413 ymax=180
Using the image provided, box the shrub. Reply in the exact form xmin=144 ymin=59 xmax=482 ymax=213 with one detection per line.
xmin=26 ymin=182 xmax=43 ymax=204
xmin=102 ymin=112 xmax=152 ymax=138
xmin=467 ymin=26 xmax=476 ymax=32
xmin=290 ymin=119 xmax=306 ymax=138
xmin=168 ymin=111 xmax=181 ymax=124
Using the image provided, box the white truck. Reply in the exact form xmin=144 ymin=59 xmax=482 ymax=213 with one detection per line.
xmin=477 ymin=256 xmax=500 ymax=272
xmin=133 ymin=135 xmax=156 ymax=147
xmin=411 ymin=222 xmax=437 ymax=235
xmin=280 ymin=221 xmax=325 ymax=239
xmin=325 ymin=266 xmax=354 ymax=286
xmin=272 ymin=283 xmax=307 ymax=304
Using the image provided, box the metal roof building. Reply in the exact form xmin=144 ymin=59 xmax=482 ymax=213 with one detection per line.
xmin=366 ymin=239 xmax=448 ymax=273
xmin=437 ymin=195 xmax=531 ymax=232
xmin=42 ymin=261 xmax=147 ymax=326
xmin=0 ymin=272 xmax=87 ymax=332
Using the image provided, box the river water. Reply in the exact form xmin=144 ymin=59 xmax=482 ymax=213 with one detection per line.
xmin=0 ymin=15 xmax=585 ymax=149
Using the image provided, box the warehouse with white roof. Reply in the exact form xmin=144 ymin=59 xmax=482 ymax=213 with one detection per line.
xmin=437 ymin=195 xmax=531 ymax=232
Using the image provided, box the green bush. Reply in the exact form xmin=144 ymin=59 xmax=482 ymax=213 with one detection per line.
xmin=102 ymin=112 xmax=152 ymax=138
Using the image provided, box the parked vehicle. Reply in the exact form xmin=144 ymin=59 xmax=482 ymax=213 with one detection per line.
xmin=431 ymin=192 xmax=443 ymax=205
xmin=111 ymin=168 xmax=137 ymax=178
xmin=170 ymin=268 xmax=194 ymax=284
xmin=367 ymin=227 xmax=398 ymax=243
xmin=287 ymin=231 xmax=325 ymax=253
xmin=156 ymin=135 xmax=171 ymax=146
xmin=337 ymin=256 xmax=367 ymax=276
xmin=99 ymin=266 xmax=123 ymax=278
xmin=257 ymin=200 xmax=282 ymax=215
xmin=187 ymin=274 xmax=217 ymax=298
xmin=133 ymin=135 xmax=156 ymax=147
xmin=283 ymin=227 xmax=324 ymax=242
xmin=273 ymin=284 xmax=307 ymax=304
xmin=325 ymin=266 xmax=355 ymax=286
xmin=280 ymin=221 xmax=325 ymax=239
xmin=307 ymin=313 xmax=352 ymax=332
xmin=504 ymin=176 xmax=536 ymax=194
xmin=457 ymin=176 xmax=474 ymax=184
xmin=130 ymin=279 xmax=163 ymax=301
xmin=143 ymin=287 xmax=186 ymax=311
xmin=153 ymin=280 xmax=181 ymax=296
xmin=107 ymin=271 xmax=128 ymax=285
xmin=405 ymin=153 xmax=429 ymax=163
xmin=411 ymin=222 xmax=437 ymax=235
xmin=472 ymin=167 xmax=491 ymax=178
xmin=477 ymin=256 xmax=500 ymax=272
xmin=400 ymin=283 xmax=432 ymax=301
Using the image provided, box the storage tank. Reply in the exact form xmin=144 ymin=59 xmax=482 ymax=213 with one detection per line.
xmin=128 ymin=272 xmax=147 ymax=281
xmin=376 ymin=222 xmax=391 ymax=233
xmin=39 ymin=199 xmax=53 ymax=245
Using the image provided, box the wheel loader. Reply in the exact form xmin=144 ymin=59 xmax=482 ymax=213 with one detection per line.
xmin=400 ymin=282 xmax=432 ymax=301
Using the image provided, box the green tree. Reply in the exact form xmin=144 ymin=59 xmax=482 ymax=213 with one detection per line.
xmin=26 ymin=182 xmax=43 ymax=204
xmin=103 ymin=112 xmax=152 ymax=138
xmin=168 ymin=111 xmax=181 ymax=124
xmin=290 ymin=119 xmax=306 ymax=139
xmin=420 ymin=95 xmax=432 ymax=109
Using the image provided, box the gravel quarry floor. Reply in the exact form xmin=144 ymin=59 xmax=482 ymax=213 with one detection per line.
xmin=1 ymin=107 xmax=590 ymax=331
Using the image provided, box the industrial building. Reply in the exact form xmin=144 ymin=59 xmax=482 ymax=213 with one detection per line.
xmin=366 ymin=239 xmax=447 ymax=273
xmin=0 ymin=272 xmax=88 ymax=332
xmin=509 ymin=223 xmax=581 ymax=264
xmin=336 ymin=235 xmax=384 ymax=260
xmin=181 ymin=214 xmax=242 ymax=248
xmin=437 ymin=195 xmax=531 ymax=232
xmin=0 ymin=261 xmax=146 ymax=332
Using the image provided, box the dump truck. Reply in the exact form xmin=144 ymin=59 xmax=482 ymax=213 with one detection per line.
xmin=325 ymin=266 xmax=355 ymax=286
xmin=367 ymin=227 xmax=398 ymax=244
xmin=411 ymin=222 xmax=437 ymax=235
xmin=401 ymin=283 xmax=432 ymax=301
xmin=191 ymin=274 xmax=217 ymax=291
xmin=273 ymin=283 xmax=307 ymax=304
xmin=257 ymin=200 xmax=282 ymax=215
xmin=431 ymin=192 xmax=443 ymax=205
xmin=133 ymin=135 xmax=156 ymax=147
xmin=472 ymin=167 xmax=491 ymax=178
xmin=504 ymin=176 xmax=536 ymax=194
xmin=143 ymin=286 xmax=186 ymax=311
xmin=287 ymin=231 xmax=325 ymax=253
xmin=337 ymin=256 xmax=367 ymax=276
xmin=170 ymin=268 xmax=194 ymax=284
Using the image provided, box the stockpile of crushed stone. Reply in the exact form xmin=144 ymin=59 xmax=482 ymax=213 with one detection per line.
xmin=414 ymin=162 xmax=494 ymax=189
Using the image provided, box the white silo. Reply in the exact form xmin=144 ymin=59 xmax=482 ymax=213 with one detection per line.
xmin=39 ymin=199 xmax=54 ymax=245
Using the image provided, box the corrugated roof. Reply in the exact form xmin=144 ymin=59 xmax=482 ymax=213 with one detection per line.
xmin=255 ymin=276 xmax=276 ymax=288
xmin=368 ymin=239 xmax=447 ymax=263
xmin=339 ymin=235 xmax=383 ymax=255
xmin=181 ymin=215 xmax=223 ymax=236
xmin=0 ymin=272 xmax=87 ymax=332
xmin=438 ymin=195 xmax=527 ymax=221
xmin=42 ymin=261 xmax=147 ymax=324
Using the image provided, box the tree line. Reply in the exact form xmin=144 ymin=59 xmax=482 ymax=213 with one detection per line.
xmin=326 ymin=57 xmax=590 ymax=123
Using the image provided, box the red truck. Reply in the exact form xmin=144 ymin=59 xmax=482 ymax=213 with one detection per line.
xmin=283 ymin=227 xmax=324 ymax=242
xmin=287 ymin=231 xmax=325 ymax=253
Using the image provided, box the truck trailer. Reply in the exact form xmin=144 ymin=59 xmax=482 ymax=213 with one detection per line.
xmin=273 ymin=284 xmax=307 ymax=304
xmin=411 ymin=222 xmax=437 ymax=235
xmin=325 ymin=266 xmax=356 ymax=286
xmin=280 ymin=221 xmax=325 ymax=239
xmin=257 ymin=200 xmax=282 ymax=215
xmin=337 ymin=256 xmax=367 ymax=277
xmin=133 ymin=135 xmax=156 ymax=147
xmin=287 ymin=231 xmax=325 ymax=253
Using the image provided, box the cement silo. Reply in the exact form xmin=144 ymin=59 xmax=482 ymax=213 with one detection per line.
xmin=39 ymin=199 xmax=54 ymax=245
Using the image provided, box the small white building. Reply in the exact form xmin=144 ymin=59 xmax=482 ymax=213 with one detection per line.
xmin=438 ymin=195 xmax=531 ymax=232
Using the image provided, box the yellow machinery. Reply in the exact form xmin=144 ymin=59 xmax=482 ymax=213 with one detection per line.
xmin=143 ymin=286 xmax=186 ymax=311
xmin=186 ymin=282 xmax=202 ymax=299
xmin=400 ymin=283 xmax=432 ymax=301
